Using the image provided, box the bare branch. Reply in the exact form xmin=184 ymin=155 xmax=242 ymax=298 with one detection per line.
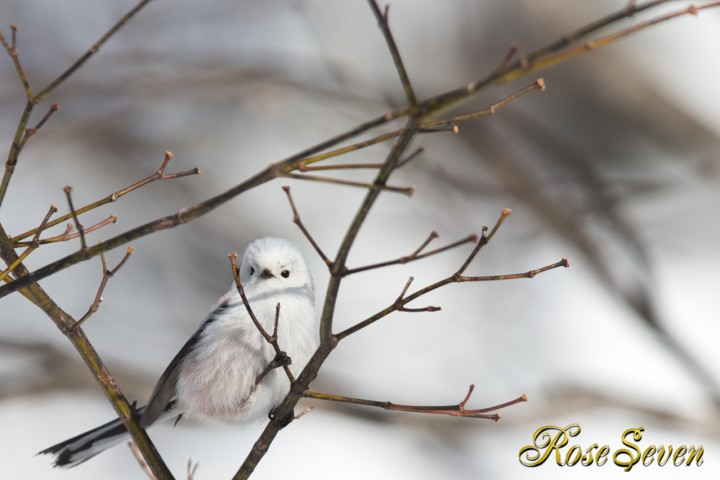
xmin=0 ymin=24 xmax=33 ymax=99
xmin=0 ymin=204 xmax=57 ymax=282
xmin=343 ymin=232 xmax=477 ymax=276
xmin=14 ymin=214 xmax=117 ymax=247
xmin=282 ymin=186 xmax=333 ymax=268
xmin=296 ymin=146 xmax=424 ymax=173
xmin=128 ymin=441 xmax=159 ymax=480
xmin=303 ymin=385 xmax=527 ymax=421
xmin=34 ymin=0 xmax=157 ymax=103
xmin=493 ymin=41 xmax=519 ymax=75
xmin=63 ymin=186 xmax=87 ymax=251
xmin=12 ymin=151 xmax=198 ymax=243
xmin=394 ymin=276 xmax=440 ymax=313
xmin=282 ymin=172 xmax=414 ymax=196
xmin=368 ymin=1 xmax=418 ymax=108
xmin=74 ymin=246 xmax=135 ymax=329
xmin=423 ymin=79 xmax=545 ymax=132
xmin=228 ymin=254 xmax=294 ymax=383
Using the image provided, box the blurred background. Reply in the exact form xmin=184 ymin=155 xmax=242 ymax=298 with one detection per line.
xmin=1 ymin=0 xmax=720 ymax=478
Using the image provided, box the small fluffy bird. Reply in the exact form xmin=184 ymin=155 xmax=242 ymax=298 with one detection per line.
xmin=39 ymin=237 xmax=319 ymax=468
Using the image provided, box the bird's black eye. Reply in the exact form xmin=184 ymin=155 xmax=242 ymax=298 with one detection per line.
xmin=250 ymin=267 xmax=255 ymax=276
xmin=281 ymin=270 xmax=290 ymax=278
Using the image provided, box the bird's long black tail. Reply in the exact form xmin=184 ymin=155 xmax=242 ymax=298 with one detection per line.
xmin=38 ymin=406 xmax=147 ymax=468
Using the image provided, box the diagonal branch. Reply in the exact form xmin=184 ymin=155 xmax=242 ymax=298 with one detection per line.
xmin=343 ymin=232 xmax=478 ymax=276
xmin=394 ymin=276 xmax=440 ymax=313
xmin=63 ymin=186 xmax=87 ymax=251
xmin=337 ymin=256 xmax=569 ymax=341
xmin=0 ymin=0 xmax=158 ymax=209
xmin=368 ymin=0 xmax=418 ymax=108
xmin=282 ymin=186 xmax=332 ymax=268
xmin=13 ymin=214 xmax=117 ymax=247
xmin=228 ymin=254 xmax=294 ymax=383
xmin=74 ymin=247 xmax=135 ymax=329
xmin=281 ymin=172 xmax=414 ymax=196
xmin=12 ymin=151 xmax=198 ymax=243
xmin=0 ymin=204 xmax=56 ymax=282
xmin=0 ymin=24 xmax=33 ymax=99
xmin=297 ymin=146 xmax=425 ymax=172
xmin=233 ymin=119 xmax=421 ymax=480
xmin=303 ymin=385 xmax=527 ymax=421
xmin=0 ymin=224 xmax=172 ymax=479
xmin=3 ymin=2 xmax=714 ymax=299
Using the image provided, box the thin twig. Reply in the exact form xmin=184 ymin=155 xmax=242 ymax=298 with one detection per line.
xmin=0 ymin=225 xmax=171 ymax=479
xmin=3 ymin=2 xmax=714 ymax=299
xmin=74 ymin=247 xmax=135 ymax=329
xmin=303 ymin=386 xmax=527 ymax=421
xmin=296 ymin=145 xmax=424 ymax=172
xmin=228 ymin=254 xmax=294 ymax=383
xmin=34 ymin=0 xmax=157 ymax=103
xmin=128 ymin=441 xmax=159 ymax=480
xmin=0 ymin=0 xmax=158 ymax=210
xmin=282 ymin=186 xmax=332 ymax=267
xmin=0 ymin=204 xmax=57 ymax=282
xmin=493 ymin=42 xmax=519 ymax=75
xmin=394 ymin=276 xmax=440 ymax=312
xmin=17 ymin=103 xmax=60 ymax=152
xmin=14 ymin=214 xmax=117 ymax=247
xmin=0 ymin=24 xmax=33 ymax=99
xmin=456 ymin=208 xmax=512 ymax=275
xmin=281 ymin=172 xmax=414 ymax=196
xmin=335 ymin=208 xmax=567 ymax=340
xmin=12 ymin=151 xmax=198 ymax=242
xmin=368 ymin=1 xmax=418 ymax=108
xmin=423 ymin=79 xmax=545 ymax=132
xmin=343 ymin=233 xmax=478 ymax=276
xmin=63 ymin=186 xmax=87 ymax=251
xmin=298 ymin=79 xmax=543 ymax=171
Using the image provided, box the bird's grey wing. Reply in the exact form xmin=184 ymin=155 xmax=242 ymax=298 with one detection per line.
xmin=140 ymin=331 xmax=199 ymax=427
xmin=140 ymin=295 xmax=238 ymax=427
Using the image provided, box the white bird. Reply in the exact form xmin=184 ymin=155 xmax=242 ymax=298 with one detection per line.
xmin=39 ymin=237 xmax=319 ymax=468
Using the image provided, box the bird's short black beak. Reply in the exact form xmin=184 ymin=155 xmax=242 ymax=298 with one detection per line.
xmin=261 ymin=269 xmax=274 ymax=279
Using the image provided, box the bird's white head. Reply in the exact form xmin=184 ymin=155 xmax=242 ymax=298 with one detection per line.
xmin=240 ymin=237 xmax=314 ymax=298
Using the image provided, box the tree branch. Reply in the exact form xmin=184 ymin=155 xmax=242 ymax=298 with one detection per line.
xmin=12 ymin=151 xmax=198 ymax=243
xmin=228 ymin=254 xmax=294 ymax=383
xmin=343 ymin=232 xmax=478 ymax=276
xmin=368 ymin=0 xmax=418 ymax=108
xmin=2 ymin=2 xmax=707 ymax=298
xmin=303 ymin=385 xmax=527 ymax=421
xmin=74 ymin=247 xmax=135 ymax=329
xmin=282 ymin=186 xmax=332 ymax=268
xmin=0 ymin=224 xmax=172 ymax=479
xmin=0 ymin=0 xmax=158 ymax=208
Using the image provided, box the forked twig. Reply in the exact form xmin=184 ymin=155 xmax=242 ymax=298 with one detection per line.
xmin=343 ymin=232 xmax=478 ymax=276
xmin=336 ymin=209 xmax=569 ymax=340
xmin=368 ymin=0 xmax=418 ymax=108
xmin=14 ymin=215 xmax=117 ymax=247
xmin=304 ymin=385 xmax=527 ymax=421
xmin=0 ymin=204 xmax=58 ymax=282
xmin=394 ymin=276 xmax=440 ymax=313
xmin=282 ymin=186 xmax=332 ymax=268
xmin=281 ymin=172 xmax=414 ymax=196
xmin=298 ymin=146 xmax=425 ymax=172
xmin=12 ymin=151 xmax=199 ymax=243
xmin=228 ymin=254 xmax=294 ymax=383
xmin=74 ymin=246 xmax=135 ymax=329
